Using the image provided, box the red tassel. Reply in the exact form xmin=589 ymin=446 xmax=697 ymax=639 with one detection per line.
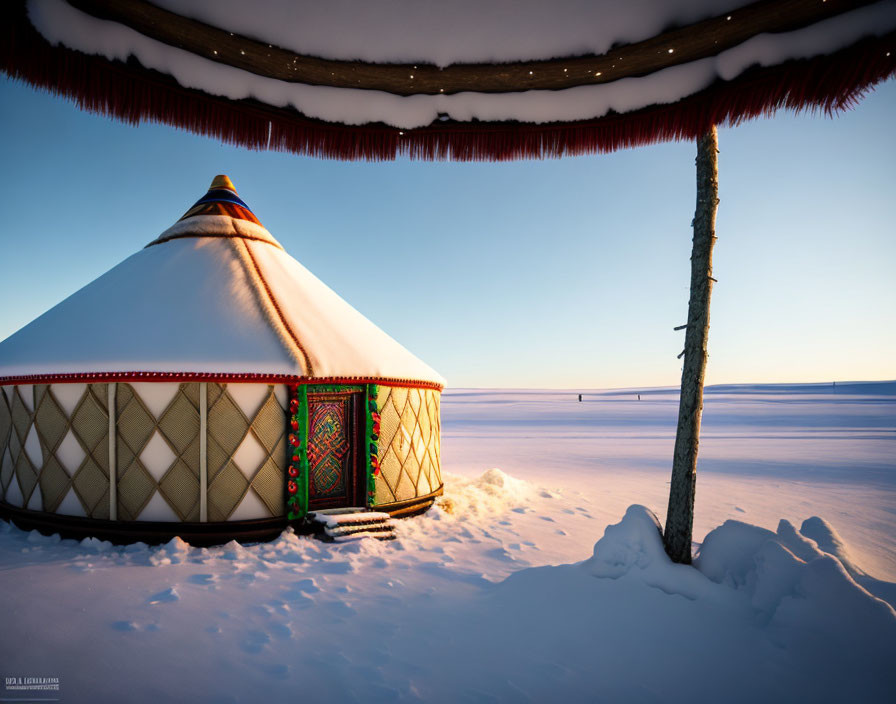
xmin=1 ymin=2 xmax=894 ymax=161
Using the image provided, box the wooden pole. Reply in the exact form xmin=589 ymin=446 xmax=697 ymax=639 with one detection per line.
xmin=663 ymin=126 xmax=719 ymax=564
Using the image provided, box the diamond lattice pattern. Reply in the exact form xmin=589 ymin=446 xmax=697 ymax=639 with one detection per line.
xmin=207 ymin=383 xmax=286 ymax=521
xmin=1 ymin=382 xmax=428 ymax=521
xmin=37 ymin=384 xmax=110 ymax=516
xmin=0 ymin=386 xmax=39 ymax=507
xmin=116 ymin=383 xmax=200 ymax=521
xmin=374 ymin=387 xmax=441 ymax=505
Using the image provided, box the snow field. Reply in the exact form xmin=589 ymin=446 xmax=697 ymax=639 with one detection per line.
xmin=1 ymin=382 xmax=894 ymax=702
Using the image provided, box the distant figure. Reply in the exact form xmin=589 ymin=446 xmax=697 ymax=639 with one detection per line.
xmin=638 ymin=394 xmax=641 ymax=401
xmin=578 ymin=394 xmax=582 ymax=402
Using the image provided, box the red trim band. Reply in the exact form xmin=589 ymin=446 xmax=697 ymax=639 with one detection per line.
xmin=146 ymin=231 xmax=282 ymax=249
xmin=0 ymin=372 xmax=444 ymax=391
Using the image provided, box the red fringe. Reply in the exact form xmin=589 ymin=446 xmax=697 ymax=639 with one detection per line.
xmin=2 ymin=2 xmax=894 ymax=161
xmin=0 ymin=371 xmax=444 ymax=392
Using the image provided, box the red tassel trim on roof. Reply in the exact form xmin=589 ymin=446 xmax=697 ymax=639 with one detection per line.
xmin=0 ymin=372 xmax=444 ymax=392
xmin=1 ymin=1 xmax=894 ymax=161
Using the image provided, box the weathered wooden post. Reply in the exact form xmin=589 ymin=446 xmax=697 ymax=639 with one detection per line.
xmin=663 ymin=126 xmax=719 ymax=564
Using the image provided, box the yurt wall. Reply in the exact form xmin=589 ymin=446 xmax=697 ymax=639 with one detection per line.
xmin=0 ymin=381 xmax=442 ymax=527
xmin=0 ymin=382 xmax=289 ymax=522
xmin=373 ymin=385 xmax=441 ymax=513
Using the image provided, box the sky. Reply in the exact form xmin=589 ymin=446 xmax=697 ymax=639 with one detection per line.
xmin=0 ymin=76 xmax=894 ymax=389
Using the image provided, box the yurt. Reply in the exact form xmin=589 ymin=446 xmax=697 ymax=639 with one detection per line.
xmin=0 ymin=176 xmax=444 ymax=543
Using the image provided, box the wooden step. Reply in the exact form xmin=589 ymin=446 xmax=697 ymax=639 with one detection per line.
xmin=308 ymin=509 xmax=397 ymax=542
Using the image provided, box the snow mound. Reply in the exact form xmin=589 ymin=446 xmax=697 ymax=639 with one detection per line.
xmin=435 ymin=468 xmax=535 ymax=518
xmin=696 ymin=516 xmax=896 ymax=632
xmin=581 ymin=505 xmax=716 ymax=600
xmin=581 ymin=504 xmax=665 ymax=578
xmin=148 ymin=536 xmax=192 ymax=566
xmin=799 ymin=515 xmax=864 ymax=578
xmin=580 ymin=505 xmax=896 ymax=630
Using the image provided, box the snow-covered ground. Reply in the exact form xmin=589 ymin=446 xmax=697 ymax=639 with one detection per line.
xmin=1 ymin=382 xmax=894 ymax=703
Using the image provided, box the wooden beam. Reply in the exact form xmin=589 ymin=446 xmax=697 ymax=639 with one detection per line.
xmin=663 ymin=126 xmax=719 ymax=565
xmin=67 ymin=0 xmax=873 ymax=96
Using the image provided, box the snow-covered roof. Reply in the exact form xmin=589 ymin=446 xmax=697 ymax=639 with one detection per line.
xmin=3 ymin=0 xmax=894 ymax=160
xmin=0 ymin=176 xmax=445 ymax=389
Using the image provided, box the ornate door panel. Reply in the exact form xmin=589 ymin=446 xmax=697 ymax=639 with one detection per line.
xmin=307 ymin=391 xmax=364 ymax=510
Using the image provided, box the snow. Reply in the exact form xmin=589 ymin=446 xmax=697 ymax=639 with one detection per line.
xmin=152 ymin=213 xmax=281 ymax=248
xmin=0 ymin=225 xmax=444 ymax=385
xmin=1 ymin=381 xmax=894 ymax=702
xmin=312 ymin=512 xmax=392 ymax=527
xmin=154 ymin=0 xmax=755 ymax=67
xmin=0 ymin=237 xmax=290 ymax=376
xmin=246 ymin=239 xmax=444 ymax=383
xmin=27 ymin=0 xmax=896 ymax=129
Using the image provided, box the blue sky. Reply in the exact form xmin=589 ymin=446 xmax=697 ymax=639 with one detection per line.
xmin=0 ymin=76 xmax=894 ymax=388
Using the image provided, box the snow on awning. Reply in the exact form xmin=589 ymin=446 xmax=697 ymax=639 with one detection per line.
xmin=2 ymin=0 xmax=895 ymax=160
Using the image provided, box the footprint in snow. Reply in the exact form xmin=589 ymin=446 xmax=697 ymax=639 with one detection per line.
xmin=485 ymin=547 xmax=515 ymax=562
xmin=240 ymin=630 xmax=271 ymax=654
xmin=293 ymin=578 xmax=319 ymax=593
xmin=269 ymin=622 xmax=293 ymax=640
xmin=110 ymin=620 xmax=160 ymax=632
xmin=111 ymin=620 xmax=138 ymax=632
xmin=318 ymin=560 xmax=355 ymax=575
xmin=539 ymin=516 xmax=556 ymax=523
xmin=280 ymin=589 xmax=314 ymax=607
xmin=147 ymin=587 xmax=179 ymax=604
xmin=281 ymin=578 xmax=319 ymax=605
xmin=326 ymin=601 xmax=358 ymax=618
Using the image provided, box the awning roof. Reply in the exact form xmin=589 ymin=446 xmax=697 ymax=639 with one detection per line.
xmin=3 ymin=0 xmax=895 ymax=159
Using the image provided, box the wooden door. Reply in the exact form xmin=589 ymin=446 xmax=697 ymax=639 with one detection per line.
xmin=306 ymin=390 xmax=365 ymax=510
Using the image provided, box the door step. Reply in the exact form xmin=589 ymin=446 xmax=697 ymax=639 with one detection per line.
xmin=307 ymin=508 xmax=397 ymax=542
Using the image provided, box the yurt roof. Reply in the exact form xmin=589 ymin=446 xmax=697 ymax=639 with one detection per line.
xmin=3 ymin=0 xmax=894 ymax=161
xmin=0 ymin=176 xmax=445 ymax=389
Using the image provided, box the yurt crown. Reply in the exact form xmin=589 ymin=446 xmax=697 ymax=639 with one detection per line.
xmin=145 ymin=174 xmax=276 ymax=248
xmin=210 ymin=174 xmax=236 ymax=191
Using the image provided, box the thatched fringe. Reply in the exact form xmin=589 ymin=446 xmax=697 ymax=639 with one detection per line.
xmin=2 ymin=1 xmax=894 ymax=161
